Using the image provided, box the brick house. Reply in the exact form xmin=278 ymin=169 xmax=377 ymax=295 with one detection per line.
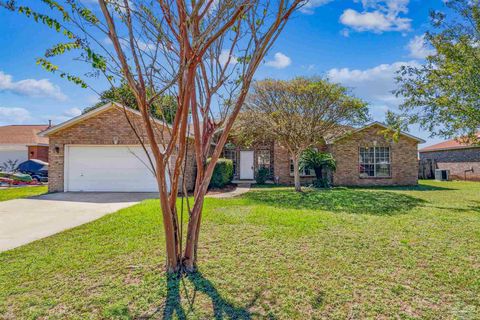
xmin=419 ymin=133 xmax=480 ymax=181
xmin=223 ymin=122 xmax=424 ymax=186
xmin=40 ymin=102 xmax=195 ymax=192
xmin=42 ymin=103 xmax=424 ymax=192
xmin=0 ymin=125 xmax=49 ymax=165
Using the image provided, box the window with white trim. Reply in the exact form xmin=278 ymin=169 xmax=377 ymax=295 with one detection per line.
xmin=290 ymin=159 xmax=315 ymax=177
xmin=359 ymin=146 xmax=391 ymax=178
xmin=257 ymin=150 xmax=271 ymax=169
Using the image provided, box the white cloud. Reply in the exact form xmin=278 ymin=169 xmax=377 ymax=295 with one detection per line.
xmin=0 ymin=71 xmax=67 ymax=101
xmin=43 ymin=107 xmax=83 ymax=125
xmin=265 ymin=52 xmax=292 ymax=69
xmin=327 ymin=60 xmax=420 ymax=116
xmin=219 ymin=49 xmax=238 ymax=65
xmin=340 ymin=0 xmax=412 ymax=34
xmin=63 ymin=107 xmax=82 ymax=117
xmin=299 ymin=0 xmax=333 ymax=14
xmin=407 ymin=34 xmax=435 ymax=59
xmin=0 ymin=107 xmax=32 ymax=125
xmin=103 ymin=36 xmax=155 ymax=52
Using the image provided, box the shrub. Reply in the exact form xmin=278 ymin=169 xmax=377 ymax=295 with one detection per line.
xmin=255 ymin=167 xmax=270 ymax=184
xmin=208 ymin=158 xmax=233 ymax=188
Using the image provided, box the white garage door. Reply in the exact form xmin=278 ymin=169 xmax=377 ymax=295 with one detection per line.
xmin=65 ymin=145 xmax=164 ymax=192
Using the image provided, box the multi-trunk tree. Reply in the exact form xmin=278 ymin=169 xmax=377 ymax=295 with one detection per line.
xmin=3 ymin=0 xmax=305 ymax=273
xmin=233 ymin=77 xmax=369 ymax=192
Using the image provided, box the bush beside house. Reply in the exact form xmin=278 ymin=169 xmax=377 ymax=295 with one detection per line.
xmin=208 ymin=158 xmax=233 ymax=188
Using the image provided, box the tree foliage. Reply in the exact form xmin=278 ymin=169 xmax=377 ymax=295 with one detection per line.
xmin=84 ymin=84 xmax=178 ymax=124
xmin=234 ymin=77 xmax=369 ymax=191
xmin=395 ymin=0 xmax=480 ymax=142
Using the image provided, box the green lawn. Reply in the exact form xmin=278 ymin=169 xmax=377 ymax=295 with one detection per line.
xmin=1 ymin=181 xmax=479 ymax=319
xmin=0 ymin=185 xmax=47 ymax=202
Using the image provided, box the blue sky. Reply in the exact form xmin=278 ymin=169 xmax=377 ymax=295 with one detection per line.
xmin=0 ymin=0 xmax=446 ymax=146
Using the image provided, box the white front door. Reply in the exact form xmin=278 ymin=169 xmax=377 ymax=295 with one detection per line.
xmin=239 ymin=151 xmax=254 ymax=180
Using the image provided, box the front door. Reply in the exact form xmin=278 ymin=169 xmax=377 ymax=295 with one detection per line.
xmin=239 ymin=151 xmax=254 ymax=180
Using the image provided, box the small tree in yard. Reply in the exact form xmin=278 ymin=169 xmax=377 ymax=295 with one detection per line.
xmin=3 ymin=0 xmax=306 ymax=273
xmin=300 ymin=149 xmax=336 ymax=188
xmin=235 ymin=77 xmax=369 ymax=192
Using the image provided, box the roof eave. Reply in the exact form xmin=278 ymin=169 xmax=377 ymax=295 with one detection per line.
xmin=39 ymin=102 xmax=195 ymax=139
xmin=332 ymin=121 xmax=426 ymax=144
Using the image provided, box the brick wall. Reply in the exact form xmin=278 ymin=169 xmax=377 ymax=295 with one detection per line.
xmin=273 ymin=142 xmax=328 ymax=185
xmin=419 ymin=148 xmax=480 ymax=181
xmin=28 ymin=145 xmax=49 ymax=162
xmin=48 ymin=106 xmax=195 ymax=192
xmin=330 ymin=125 xmax=419 ymax=186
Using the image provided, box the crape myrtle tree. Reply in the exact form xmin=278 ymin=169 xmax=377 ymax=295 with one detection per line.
xmin=234 ymin=77 xmax=369 ymax=192
xmin=3 ymin=0 xmax=305 ymax=273
xmin=395 ymin=0 xmax=480 ymax=143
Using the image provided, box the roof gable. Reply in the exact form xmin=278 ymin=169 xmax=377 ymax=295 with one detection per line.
xmin=331 ymin=122 xmax=426 ymax=144
xmin=40 ymin=102 xmax=190 ymax=138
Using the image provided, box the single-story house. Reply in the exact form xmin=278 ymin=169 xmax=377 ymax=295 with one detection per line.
xmin=40 ymin=102 xmax=195 ymax=192
xmin=419 ymin=133 xmax=480 ymax=181
xmin=0 ymin=125 xmax=49 ymax=166
xmin=223 ymin=122 xmax=425 ymax=187
xmin=41 ymin=102 xmax=424 ymax=192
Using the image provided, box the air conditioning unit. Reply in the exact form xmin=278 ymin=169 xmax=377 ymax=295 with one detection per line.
xmin=435 ymin=169 xmax=450 ymax=181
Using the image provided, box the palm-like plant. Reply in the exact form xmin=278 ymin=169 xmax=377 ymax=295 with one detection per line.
xmin=300 ymin=149 xmax=336 ymax=185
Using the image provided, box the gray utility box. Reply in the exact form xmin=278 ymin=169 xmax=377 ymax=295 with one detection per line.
xmin=435 ymin=169 xmax=450 ymax=181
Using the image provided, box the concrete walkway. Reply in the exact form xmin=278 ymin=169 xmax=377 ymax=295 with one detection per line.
xmin=207 ymin=183 xmax=251 ymax=199
xmin=0 ymin=192 xmax=157 ymax=252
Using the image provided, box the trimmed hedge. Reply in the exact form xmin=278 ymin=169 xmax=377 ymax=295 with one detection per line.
xmin=208 ymin=158 xmax=233 ymax=188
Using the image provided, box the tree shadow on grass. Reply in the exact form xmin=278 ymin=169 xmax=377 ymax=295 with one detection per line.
xmin=360 ymin=184 xmax=457 ymax=191
xmin=158 ymin=271 xmax=256 ymax=320
xmin=243 ymin=188 xmax=425 ymax=215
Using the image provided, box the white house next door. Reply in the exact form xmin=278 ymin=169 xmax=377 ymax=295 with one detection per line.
xmin=239 ymin=150 xmax=254 ymax=180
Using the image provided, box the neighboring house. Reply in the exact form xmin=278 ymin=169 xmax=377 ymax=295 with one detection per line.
xmin=0 ymin=125 xmax=49 ymax=166
xmin=40 ymin=102 xmax=195 ymax=193
xmin=223 ymin=122 xmax=425 ymax=186
xmin=419 ymin=133 xmax=480 ymax=181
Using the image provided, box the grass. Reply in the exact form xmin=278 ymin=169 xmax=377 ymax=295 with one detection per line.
xmin=1 ymin=180 xmax=479 ymax=319
xmin=0 ymin=185 xmax=47 ymax=202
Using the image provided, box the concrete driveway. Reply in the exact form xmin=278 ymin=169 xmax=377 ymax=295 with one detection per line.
xmin=0 ymin=192 xmax=157 ymax=252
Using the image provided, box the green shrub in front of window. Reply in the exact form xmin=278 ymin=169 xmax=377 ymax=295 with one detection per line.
xmin=255 ymin=167 xmax=270 ymax=185
xmin=299 ymin=149 xmax=336 ymax=186
xmin=207 ymin=158 xmax=234 ymax=188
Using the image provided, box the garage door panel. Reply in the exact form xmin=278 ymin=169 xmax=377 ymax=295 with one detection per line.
xmin=66 ymin=146 xmax=163 ymax=192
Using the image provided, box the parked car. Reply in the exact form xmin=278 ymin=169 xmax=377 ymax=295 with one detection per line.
xmin=17 ymin=159 xmax=48 ymax=183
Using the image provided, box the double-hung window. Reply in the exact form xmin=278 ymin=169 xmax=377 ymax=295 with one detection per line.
xmin=359 ymin=146 xmax=391 ymax=178
xmin=222 ymin=148 xmax=237 ymax=176
xmin=257 ymin=149 xmax=271 ymax=172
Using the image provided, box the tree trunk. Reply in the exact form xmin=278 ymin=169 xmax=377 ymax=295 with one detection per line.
xmin=183 ymin=181 xmax=209 ymax=272
xmin=314 ymin=166 xmax=323 ymax=181
xmin=156 ymin=172 xmax=180 ymax=273
xmin=292 ymin=155 xmax=301 ymax=192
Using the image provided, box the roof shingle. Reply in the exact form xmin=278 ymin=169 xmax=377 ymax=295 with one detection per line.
xmin=419 ymin=132 xmax=480 ymax=152
xmin=0 ymin=125 xmax=49 ymax=145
